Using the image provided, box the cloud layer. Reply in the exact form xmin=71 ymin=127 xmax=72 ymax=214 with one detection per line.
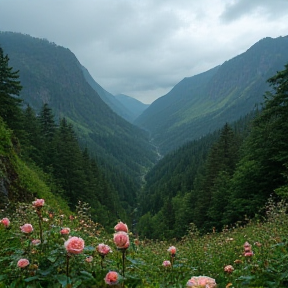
xmin=1 ymin=0 xmax=288 ymax=103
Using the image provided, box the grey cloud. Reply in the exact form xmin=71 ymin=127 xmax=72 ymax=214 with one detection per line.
xmin=1 ymin=0 xmax=288 ymax=103
xmin=221 ymin=0 xmax=288 ymax=22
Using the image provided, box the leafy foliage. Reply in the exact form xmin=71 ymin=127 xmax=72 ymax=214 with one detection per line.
xmin=1 ymin=198 xmax=288 ymax=287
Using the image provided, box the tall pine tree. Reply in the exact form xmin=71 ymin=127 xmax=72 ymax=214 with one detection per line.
xmin=226 ymin=63 xmax=288 ymax=223
xmin=0 ymin=47 xmax=22 ymax=132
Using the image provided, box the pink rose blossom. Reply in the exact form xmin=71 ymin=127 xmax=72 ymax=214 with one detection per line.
xmin=64 ymin=236 xmax=85 ymax=254
xmin=85 ymin=256 xmax=93 ymax=263
xmin=113 ymin=231 xmax=130 ymax=249
xmin=224 ymin=265 xmax=234 ymax=273
xmin=244 ymin=251 xmax=254 ymax=257
xmin=17 ymin=258 xmax=30 ymax=268
xmin=243 ymin=241 xmax=252 ymax=251
xmin=162 ymin=260 xmax=171 ymax=267
xmin=60 ymin=227 xmax=70 ymax=235
xmin=104 ymin=271 xmax=119 ymax=285
xmin=32 ymin=199 xmax=45 ymax=207
xmin=186 ymin=276 xmax=217 ymax=287
xmin=20 ymin=224 xmax=33 ymax=233
xmin=114 ymin=221 xmax=128 ymax=233
xmin=97 ymin=243 xmax=112 ymax=256
xmin=1 ymin=217 xmax=10 ymax=228
xmin=168 ymin=246 xmax=176 ymax=255
xmin=31 ymin=239 xmax=41 ymax=246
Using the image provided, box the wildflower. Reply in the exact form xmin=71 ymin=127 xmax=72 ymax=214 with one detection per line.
xmin=186 ymin=276 xmax=217 ymax=287
xmin=20 ymin=223 xmax=33 ymax=233
xmin=134 ymin=238 xmax=140 ymax=246
xmin=168 ymin=246 xmax=176 ymax=256
xmin=243 ymin=241 xmax=253 ymax=256
xmin=32 ymin=198 xmax=45 ymax=207
xmin=254 ymin=241 xmax=262 ymax=247
xmin=1 ymin=217 xmax=10 ymax=228
xmin=113 ymin=231 xmax=130 ymax=249
xmin=104 ymin=271 xmax=119 ymax=285
xmin=64 ymin=236 xmax=85 ymax=254
xmin=114 ymin=221 xmax=128 ymax=233
xmin=162 ymin=260 xmax=171 ymax=267
xmin=97 ymin=243 xmax=112 ymax=256
xmin=31 ymin=239 xmax=41 ymax=246
xmin=85 ymin=256 xmax=93 ymax=263
xmin=60 ymin=227 xmax=70 ymax=235
xmin=224 ymin=265 xmax=234 ymax=273
xmin=17 ymin=258 xmax=30 ymax=268
xmin=234 ymin=259 xmax=242 ymax=264
xmin=243 ymin=241 xmax=252 ymax=251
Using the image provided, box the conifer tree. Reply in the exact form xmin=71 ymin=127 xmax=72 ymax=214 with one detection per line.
xmin=193 ymin=123 xmax=239 ymax=230
xmin=225 ymin=64 xmax=288 ymax=224
xmin=0 ymin=47 xmax=23 ymax=132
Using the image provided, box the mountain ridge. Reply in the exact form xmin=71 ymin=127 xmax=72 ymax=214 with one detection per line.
xmin=134 ymin=35 xmax=288 ymax=153
xmin=0 ymin=31 xmax=157 ymax=182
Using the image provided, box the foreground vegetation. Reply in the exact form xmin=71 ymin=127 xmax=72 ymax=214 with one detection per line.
xmin=1 ymin=198 xmax=288 ymax=287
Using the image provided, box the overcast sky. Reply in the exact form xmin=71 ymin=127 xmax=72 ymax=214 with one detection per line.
xmin=1 ymin=0 xmax=288 ymax=103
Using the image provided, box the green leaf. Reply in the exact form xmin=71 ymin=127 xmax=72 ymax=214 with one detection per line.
xmin=24 ymin=275 xmax=40 ymax=282
xmin=53 ymin=274 xmax=70 ymax=287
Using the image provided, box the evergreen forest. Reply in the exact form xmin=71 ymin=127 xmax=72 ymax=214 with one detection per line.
xmin=1 ymin=39 xmax=288 ymax=239
xmin=1 ymin=35 xmax=288 ymax=287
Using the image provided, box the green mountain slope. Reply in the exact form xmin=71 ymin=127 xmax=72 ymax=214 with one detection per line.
xmin=0 ymin=31 xmax=157 ymax=181
xmin=115 ymin=94 xmax=149 ymax=121
xmin=81 ymin=65 xmax=137 ymax=122
xmin=134 ymin=36 xmax=288 ymax=154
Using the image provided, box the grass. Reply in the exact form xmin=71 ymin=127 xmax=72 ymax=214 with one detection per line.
xmin=0 ymin=199 xmax=288 ymax=287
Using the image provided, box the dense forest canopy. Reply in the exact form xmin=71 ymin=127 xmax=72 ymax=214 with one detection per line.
xmin=137 ymin=63 xmax=288 ymax=239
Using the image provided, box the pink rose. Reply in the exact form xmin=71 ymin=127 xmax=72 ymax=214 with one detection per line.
xmin=162 ymin=260 xmax=171 ymax=267
xmin=113 ymin=231 xmax=130 ymax=249
xmin=31 ymin=239 xmax=41 ymax=246
xmin=20 ymin=224 xmax=33 ymax=233
xmin=186 ymin=276 xmax=217 ymax=288
xmin=85 ymin=256 xmax=93 ymax=263
xmin=32 ymin=199 xmax=45 ymax=207
xmin=17 ymin=258 xmax=30 ymax=268
xmin=244 ymin=251 xmax=254 ymax=257
xmin=60 ymin=227 xmax=70 ymax=235
xmin=1 ymin=217 xmax=10 ymax=228
xmin=243 ymin=241 xmax=252 ymax=251
xmin=168 ymin=246 xmax=176 ymax=255
xmin=224 ymin=265 xmax=234 ymax=273
xmin=114 ymin=221 xmax=128 ymax=233
xmin=104 ymin=271 xmax=119 ymax=285
xmin=64 ymin=236 xmax=85 ymax=254
xmin=97 ymin=243 xmax=112 ymax=256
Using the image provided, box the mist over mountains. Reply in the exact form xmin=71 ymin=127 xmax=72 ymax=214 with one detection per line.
xmin=134 ymin=35 xmax=288 ymax=154
xmin=1 ymin=31 xmax=288 ymax=172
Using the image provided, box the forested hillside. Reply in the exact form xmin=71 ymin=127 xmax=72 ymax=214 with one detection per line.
xmin=0 ymin=31 xmax=157 ymax=197
xmin=0 ymin=46 xmax=130 ymax=226
xmin=137 ymin=63 xmax=288 ymax=239
xmin=135 ymin=36 xmax=288 ymax=154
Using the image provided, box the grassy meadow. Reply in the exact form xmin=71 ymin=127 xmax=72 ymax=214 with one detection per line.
xmin=1 ymin=199 xmax=288 ymax=288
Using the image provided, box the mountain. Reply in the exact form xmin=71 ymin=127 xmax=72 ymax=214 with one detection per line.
xmin=0 ymin=31 xmax=157 ymax=182
xmin=134 ymin=35 xmax=288 ymax=154
xmin=81 ymin=66 xmax=137 ymax=122
xmin=115 ymin=94 xmax=149 ymax=121
xmin=81 ymin=68 xmax=149 ymax=122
